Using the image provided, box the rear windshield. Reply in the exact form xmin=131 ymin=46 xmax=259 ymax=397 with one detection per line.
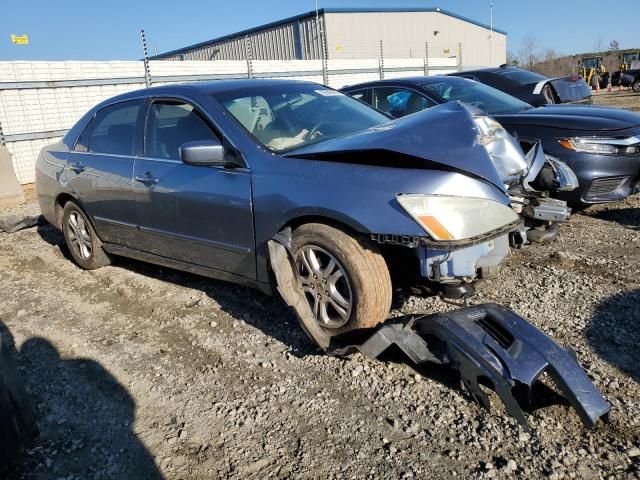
xmin=496 ymin=69 xmax=548 ymax=85
xmin=212 ymin=83 xmax=388 ymax=152
xmin=422 ymin=77 xmax=532 ymax=115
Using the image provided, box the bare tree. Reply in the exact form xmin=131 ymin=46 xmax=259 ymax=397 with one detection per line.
xmin=519 ymin=34 xmax=540 ymax=70
xmin=609 ymin=40 xmax=620 ymax=51
xmin=535 ymin=48 xmax=560 ymax=76
xmin=506 ymin=50 xmax=519 ymax=66
xmin=543 ymin=48 xmax=558 ymax=63
xmin=594 ymin=36 xmax=604 ymax=53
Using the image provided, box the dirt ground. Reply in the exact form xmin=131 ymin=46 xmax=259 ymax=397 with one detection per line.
xmin=591 ymin=88 xmax=640 ymax=112
xmin=1 ymin=93 xmax=640 ymax=478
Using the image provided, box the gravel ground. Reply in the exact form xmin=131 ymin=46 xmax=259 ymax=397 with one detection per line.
xmin=592 ymin=89 xmax=640 ymax=112
xmin=0 ymin=187 xmax=638 ymax=480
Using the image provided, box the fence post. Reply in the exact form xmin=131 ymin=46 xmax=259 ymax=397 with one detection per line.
xmin=244 ymin=36 xmax=254 ymax=79
xmin=379 ymin=40 xmax=385 ymax=80
xmin=424 ymin=41 xmax=429 ymax=76
xmin=458 ymin=43 xmax=463 ymax=71
xmin=140 ymin=30 xmax=152 ymax=87
xmin=320 ymin=21 xmax=329 ymax=85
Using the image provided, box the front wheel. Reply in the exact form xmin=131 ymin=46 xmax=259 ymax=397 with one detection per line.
xmin=292 ymin=223 xmax=392 ymax=335
xmin=632 ymin=80 xmax=640 ymax=93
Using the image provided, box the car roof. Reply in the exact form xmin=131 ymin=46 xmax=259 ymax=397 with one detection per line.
xmin=453 ymin=67 xmax=517 ymax=75
xmin=342 ymin=76 xmax=465 ymax=90
xmin=99 ymin=78 xmax=319 ymax=104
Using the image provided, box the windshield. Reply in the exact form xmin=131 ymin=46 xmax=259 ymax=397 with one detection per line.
xmin=422 ymin=77 xmax=532 ymax=115
xmin=496 ymin=69 xmax=547 ymax=85
xmin=212 ymin=83 xmax=389 ymax=152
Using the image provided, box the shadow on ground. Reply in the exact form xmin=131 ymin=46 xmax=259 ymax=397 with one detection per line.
xmin=35 ymin=222 xmax=572 ymax=425
xmin=0 ymin=321 xmax=163 ymax=479
xmin=585 ymin=207 xmax=640 ymax=230
xmin=37 ymin=221 xmax=318 ymax=358
xmin=587 ymin=289 xmax=640 ymax=383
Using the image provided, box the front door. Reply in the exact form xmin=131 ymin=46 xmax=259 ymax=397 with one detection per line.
xmin=133 ymin=98 xmax=255 ymax=279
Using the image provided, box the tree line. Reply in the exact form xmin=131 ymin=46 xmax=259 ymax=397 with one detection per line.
xmin=507 ymin=34 xmax=625 ymax=77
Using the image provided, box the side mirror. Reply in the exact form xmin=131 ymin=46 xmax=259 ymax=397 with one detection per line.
xmin=179 ymin=140 xmax=227 ymax=166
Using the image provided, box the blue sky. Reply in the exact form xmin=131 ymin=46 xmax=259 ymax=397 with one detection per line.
xmin=1 ymin=0 xmax=638 ymax=60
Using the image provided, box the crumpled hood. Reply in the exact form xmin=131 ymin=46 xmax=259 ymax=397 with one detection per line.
xmin=286 ymin=101 xmax=506 ymax=190
xmin=498 ymin=105 xmax=640 ymax=131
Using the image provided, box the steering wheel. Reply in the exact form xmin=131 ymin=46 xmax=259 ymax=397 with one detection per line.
xmin=305 ymin=121 xmax=332 ymax=141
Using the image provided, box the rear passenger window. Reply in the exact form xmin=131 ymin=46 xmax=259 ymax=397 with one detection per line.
xmin=76 ymin=100 xmax=141 ymax=155
xmin=373 ymin=87 xmax=435 ymax=118
xmin=145 ymin=101 xmax=218 ymax=160
xmin=347 ymin=89 xmax=371 ymax=105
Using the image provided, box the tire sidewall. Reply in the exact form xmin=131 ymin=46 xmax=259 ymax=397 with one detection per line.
xmin=61 ymin=202 xmax=104 ymax=270
xmin=292 ymin=225 xmax=386 ymax=334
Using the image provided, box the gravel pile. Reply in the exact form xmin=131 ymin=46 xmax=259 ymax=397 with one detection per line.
xmin=0 ymin=193 xmax=638 ymax=479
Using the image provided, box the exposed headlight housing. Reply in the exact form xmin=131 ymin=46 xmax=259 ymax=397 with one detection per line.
xmin=474 ymin=116 xmax=529 ymax=182
xmin=397 ymin=194 xmax=521 ymax=241
xmin=559 ymin=136 xmax=640 ymax=155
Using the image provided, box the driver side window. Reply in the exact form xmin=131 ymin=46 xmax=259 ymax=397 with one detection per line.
xmin=145 ymin=100 xmax=218 ymax=160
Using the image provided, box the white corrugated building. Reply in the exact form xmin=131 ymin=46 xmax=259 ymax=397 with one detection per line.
xmin=151 ymin=7 xmax=506 ymax=68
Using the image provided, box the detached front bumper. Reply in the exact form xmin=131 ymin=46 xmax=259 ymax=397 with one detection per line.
xmin=268 ymin=238 xmax=610 ymax=431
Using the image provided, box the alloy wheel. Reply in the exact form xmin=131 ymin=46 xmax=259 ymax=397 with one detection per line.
xmin=296 ymin=245 xmax=353 ymax=329
xmin=66 ymin=211 xmax=93 ymax=260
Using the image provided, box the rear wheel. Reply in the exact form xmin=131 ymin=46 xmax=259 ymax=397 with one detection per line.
xmin=61 ymin=201 xmax=111 ymax=270
xmin=292 ymin=223 xmax=392 ymax=335
xmin=542 ymin=85 xmax=556 ymax=104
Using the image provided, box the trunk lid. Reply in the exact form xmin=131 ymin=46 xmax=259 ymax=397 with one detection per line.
xmin=547 ymin=76 xmax=592 ymax=103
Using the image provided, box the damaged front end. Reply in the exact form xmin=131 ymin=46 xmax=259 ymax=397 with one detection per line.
xmin=268 ymin=237 xmax=610 ymax=431
xmin=474 ymin=115 xmax=578 ymax=245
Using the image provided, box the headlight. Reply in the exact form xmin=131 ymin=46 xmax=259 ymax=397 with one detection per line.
xmin=474 ymin=116 xmax=529 ymax=181
xmin=397 ymin=194 xmax=520 ymax=241
xmin=559 ymin=136 xmax=640 ymax=155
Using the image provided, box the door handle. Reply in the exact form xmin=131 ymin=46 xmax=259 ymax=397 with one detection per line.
xmin=134 ymin=172 xmax=159 ymax=187
xmin=70 ymin=162 xmax=85 ymax=174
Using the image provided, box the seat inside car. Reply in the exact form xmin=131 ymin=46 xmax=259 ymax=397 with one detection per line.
xmin=150 ymin=111 xmax=215 ymax=159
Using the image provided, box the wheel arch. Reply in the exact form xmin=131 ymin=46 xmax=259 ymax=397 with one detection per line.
xmin=261 ymin=211 xmax=387 ymax=287
xmin=54 ymin=193 xmax=79 ymax=228
xmin=281 ymin=213 xmax=366 ymax=240
xmin=54 ymin=193 xmax=99 ymax=236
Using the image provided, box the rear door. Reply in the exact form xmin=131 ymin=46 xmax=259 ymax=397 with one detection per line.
xmin=133 ymin=98 xmax=256 ymax=279
xmin=67 ymin=99 xmax=143 ymax=247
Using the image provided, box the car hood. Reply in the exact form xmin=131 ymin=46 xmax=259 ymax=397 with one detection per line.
xmin=285 ymin=101 xmax=506 ymax=191
xmin=497 ymin=105 xmax=640 ymax=131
